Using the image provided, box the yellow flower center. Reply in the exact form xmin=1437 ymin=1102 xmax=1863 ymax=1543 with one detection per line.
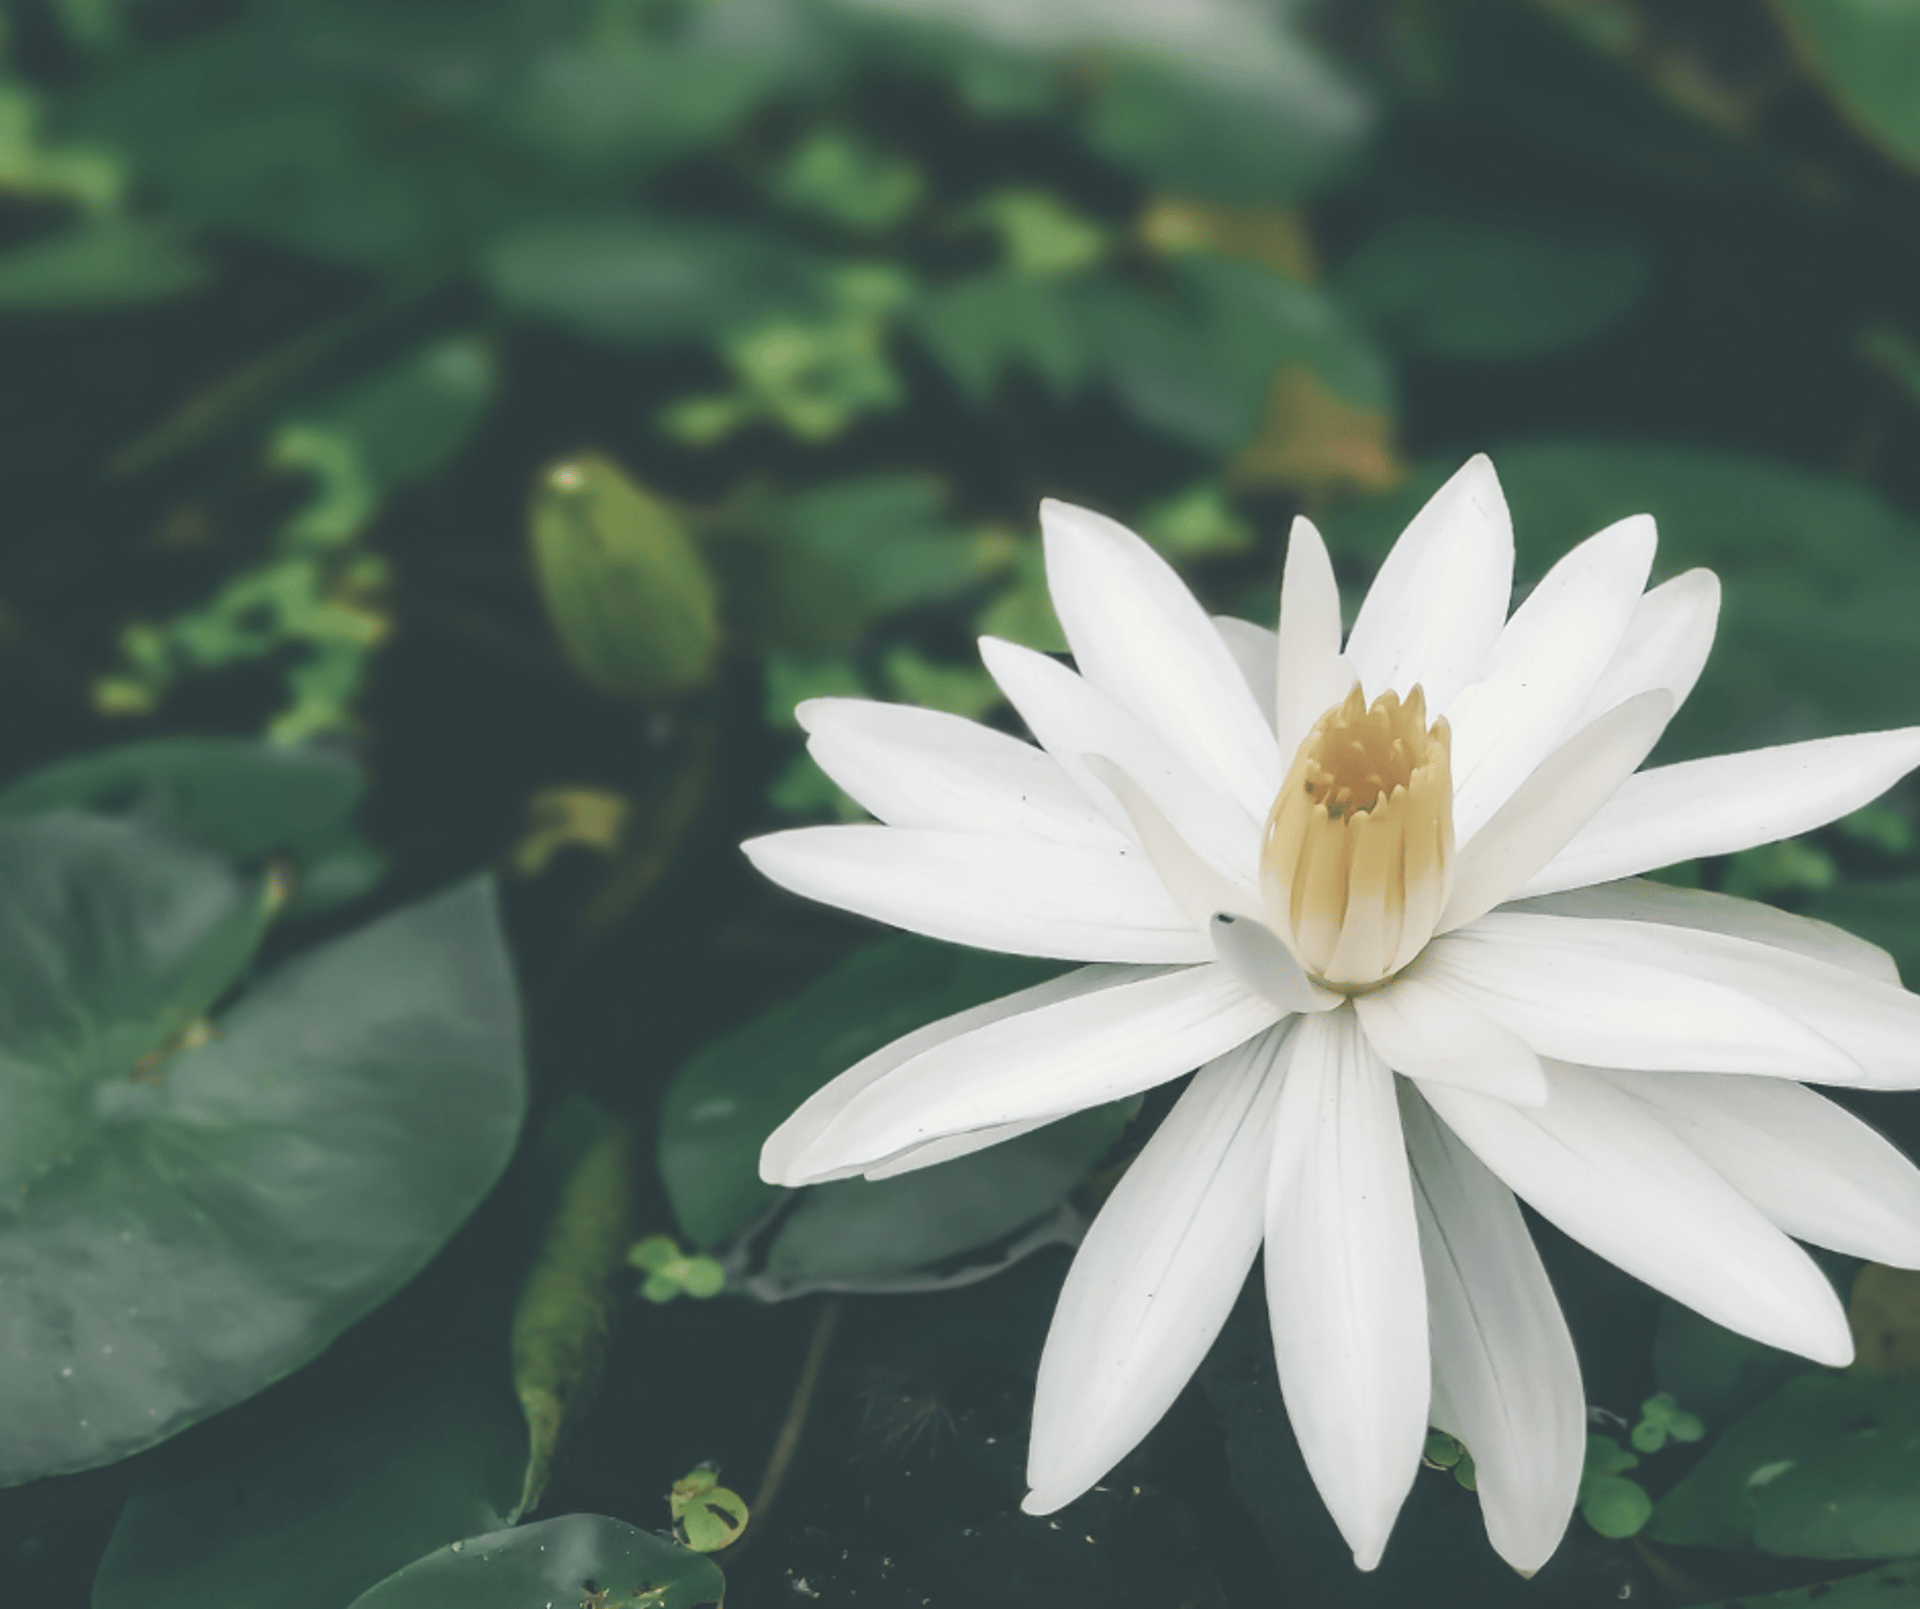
xmin=1260 ymin=683 xmax=1454 ymax=990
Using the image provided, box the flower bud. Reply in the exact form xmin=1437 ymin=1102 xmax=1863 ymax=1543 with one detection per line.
xmin=530 ymin=454 xmax=719 ymax=701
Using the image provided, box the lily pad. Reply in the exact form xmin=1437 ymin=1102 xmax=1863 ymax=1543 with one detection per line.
xmin=90 ymin=1332 xmax=526 ymax=1609
xmin=0 ymin=738 xmax=380 ymax=913
xmin=0 ymin=815 xmax=525 ymax=1485
xmin=1648 ymin=1370 xmax=1920 ymax=1556
xmin=346 ymin=1512 xmax=724 ymax=1609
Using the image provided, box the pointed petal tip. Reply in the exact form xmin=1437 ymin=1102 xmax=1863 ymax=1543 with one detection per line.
xmin=1020 ymin=1487 xmax=1067 ymax=1517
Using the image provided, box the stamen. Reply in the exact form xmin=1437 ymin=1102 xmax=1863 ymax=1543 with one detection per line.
xmin=1259 ymin=684 xmax=1454 ymax=990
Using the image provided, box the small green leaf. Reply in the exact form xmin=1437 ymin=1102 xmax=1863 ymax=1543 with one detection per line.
xmin=511 ymin=1120 xmax=637 ymax=1518
xmin=346 ymin=1513 xmax=724 ymax=1609
xmin=530 ymin=454 xmax=720 ymax=701
xmin=775 ymin=128 xmax=922 ymax=231
xmin=669 ymin=1466 xmax=749 ymax=1552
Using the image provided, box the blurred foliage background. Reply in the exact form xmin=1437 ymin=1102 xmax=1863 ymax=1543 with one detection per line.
xmin=7 ymin=0 xmax=1920 ymax=1605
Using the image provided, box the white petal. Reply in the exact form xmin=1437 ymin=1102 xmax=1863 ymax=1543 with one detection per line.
xmin=1601 ymin=1069 xmax=1920 ymax=1268
xmin=1520 ymin=727 xmax=1920 ymax=897
xmin=1213 ymin=614 xmax=1278 ymax=730
xmin=981 ymin=635 xmax=1262 ymax=885
xmin=1572 ymin=568 xmax=1721 ymax=730
xmin=742 ymin=826 xmax=1211 ymax=964
xmin=1210 ymin=911 xmax=1341 ymax=1014
xmin=1440 ymin=692 xmax=1673 ymax=933
xmin=789 ymin=962 xmax=1281 ymax=1178
xmin=1419 ymin=1064 xmax=1854 ymax=1364
xmin=1509 ymin=878 xmax=1901 ymax=986
xmin=1274 ymin=516 xmax=1356 ymax=763
xmin=1024 ymin=1027 xmax=1292 ymax=1513
xmin=761 ymin=966 xmax=1127 ymax=1185
xmin=1401 ymin=1087 xmax=1584 ymax=1575
xmin=1345 ymin=455 xmax=1513 ymax=713
xmin=1041 ymin=499 xmax=1282 ymax=821
xmin=799 ymin=697 xmax=1124 ymax=846
xmin=1414 ymin=914 xmax=1861 ymax=1080
xmin=1266 ymin=1010 xmax=1429 ymax=1571
xmin=1085 ymin=755 xmax=1265 ymax=926
xmin=860 ymin=1116 xmax=1058 ymax=1180
xmin=1445 ymin=515 xmax=1657 ymax=841
xmin=1353 ymin=975 xmax=1547 ymax=1105
xmin=1476 ymin=913 xmax=1920 ymax=1090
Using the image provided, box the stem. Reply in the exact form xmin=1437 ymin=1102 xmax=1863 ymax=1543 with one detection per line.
xmin=734 ymin=1297 xmax=841 ymax=1556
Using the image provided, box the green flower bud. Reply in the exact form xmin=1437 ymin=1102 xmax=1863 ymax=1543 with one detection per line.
xmin=530 ymin=454 xmax=719 ymax=701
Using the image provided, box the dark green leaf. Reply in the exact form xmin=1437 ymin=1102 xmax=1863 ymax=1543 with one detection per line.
xmin=0 ymin=217 xmax=208 ymax=309
xmin=482 ymin=214 xmax=821 ymax=347
xmin=1681 ymin=1558 xmax=1920 ymax=1607
xmin=0 ymin=737 xmax=380 ymax=913
xmin=0 ymin=821 xmax=526 ymax=1485
xmin=1776 ymin=0 xmax=1920 ymax=171
xmin=91 ymin=1338 xmax=525 ymax=1609
xmin=1337 ymin=214 xmax=1653 ymax=361
xmin=755 ymin=1100 xmax=1132 ymax=1295
xmin=659 ymin=937 xmax=1058 ymax=1248
xmin=1649 ymin=1371 xmax=1920 ymax=1556
xmin=346 ymin=1512 xmax=724 ymax=1609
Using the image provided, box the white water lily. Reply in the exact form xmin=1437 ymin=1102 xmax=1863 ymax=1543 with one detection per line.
xmin=743 ymin=455 xmax=1920 ymax=1572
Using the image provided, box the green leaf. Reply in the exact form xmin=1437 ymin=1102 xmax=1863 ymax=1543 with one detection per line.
xmin=1082 ymin=257 xmax=1391 ymax=453
xmin=670 ymin=1466 xmax=750 ymax=1553
xmin=1336 ymin=214 xmax=1653 ymax=361
xmin=0 ymin=216 xmax=207 ymax=309
xmin=529 ymin=454 xmax=720 ymax=701
xmin=482 ymin=213 xmax=820 ymax=347
xmin=0 ymin=821 xmax=526 ymax=1485
xmin=1682 ymin=1558 xmax=1920 ymax=1607
xmin=91 ymin=1335 xmax=526 ymax=1609
xmin=1318 ymin=442 xmax=1920 ymax=760
xmin=775 ymin=128 xmax=923 ymax=232
xmin=753 ymin=1100 xmax=1133 ymax=1295
xmin=511 ymin=1120 xmax=637 ymax=1518
xmin=1080 ymin=22 xmax=1370 ymax=201
xmin=347 ymin=1513 xmax=725 ymax=1609
xmin=915 ymin=272 xmax=1091 ymax=400
xmin=488 ymin=22 xmax=801 ymax=184
xmin=659 ymin=937 xmax=1059 ymax=1247
xmin=293 ymin=334 xmax=497 ymax=496
xmin=1776 ymin=0 xmax=1920 ymax=171
xmin=0 ymin=737 xmax=380 ymax=913
xmin=1650 ymin=1371 xmax=1920 ymax=1556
